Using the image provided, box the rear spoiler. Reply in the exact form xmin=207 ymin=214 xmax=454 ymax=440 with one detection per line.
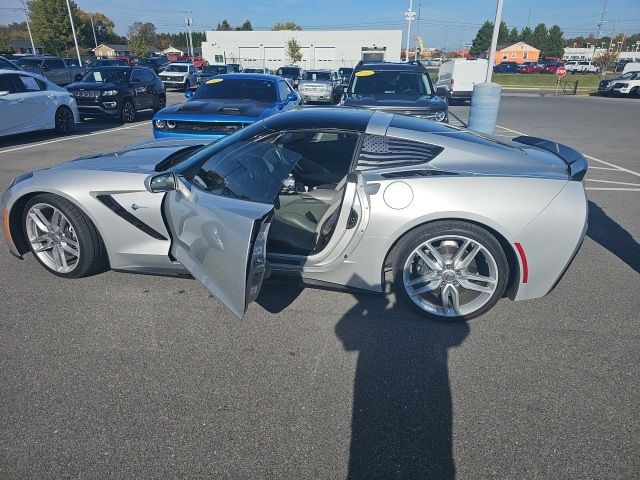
xmin=512 ymin=136 xmax=588 ymax=181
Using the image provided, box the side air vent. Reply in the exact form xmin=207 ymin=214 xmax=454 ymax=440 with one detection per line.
xmin=95 ymin=195 xmax=168 ymax=241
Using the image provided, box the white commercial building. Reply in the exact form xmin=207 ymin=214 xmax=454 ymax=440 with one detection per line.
xmin=201 ymin=30 xmax=402 ymax=70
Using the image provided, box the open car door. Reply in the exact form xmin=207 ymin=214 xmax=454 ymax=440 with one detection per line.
xmin=158 ymin=138 xmax=301 ymax=318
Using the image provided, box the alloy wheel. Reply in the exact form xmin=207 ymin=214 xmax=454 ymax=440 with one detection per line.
xmin=55 ymin=107 xmax=74 ymax=133
xmin=25 ymin=203 xmax=80 ymax=274
xmin=402 ymin=235 xmax=499 ymax=317
xmin=122 ymin=101 xmax=135 ymax=122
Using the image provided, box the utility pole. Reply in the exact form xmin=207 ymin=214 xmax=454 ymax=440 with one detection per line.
xmin=404 ymin=0 xmax=416 ymax=62
xmin=89 ymin=13 xmax=98 ymax=48
xmin=593 ymin=0 xmax=608 ymax=61
xmin=65 ymin=0 xmax=82 ymax=65
xmin=20 ymin=0 xmax=36 ymax=54
xmin=185 ymin=11 xmax=194 ymax=60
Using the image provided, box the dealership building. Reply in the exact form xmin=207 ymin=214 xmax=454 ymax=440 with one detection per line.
xmin=200 ymin=30 xmax=402 ymax=70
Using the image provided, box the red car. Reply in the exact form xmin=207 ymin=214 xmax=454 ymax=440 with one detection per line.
xmin=541 ymin=62 xmax=565 ymax=74
xmin=518 ymin=62 xmax=543 ymax=74
xmin=113 ymin=56 xmax=135 ymax=66
xmin=192 ymin=57 xmax=208 ymax=69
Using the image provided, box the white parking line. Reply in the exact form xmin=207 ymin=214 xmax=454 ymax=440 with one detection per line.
xmin=586 ymin=187 xmax=640 ymax=191
xmin=589 ymin=166 xmax=621 ymax=171
xmin=585 ymin=179 xmax=640 ymax=187
xmin=495 ymin=124 xmax=640 ymax=178
xmin=0 ymin=122 xmax=150 ymax=155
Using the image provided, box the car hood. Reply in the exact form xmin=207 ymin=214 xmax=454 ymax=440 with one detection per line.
xmin=160 ymin=71 xmax=187 ymax=76
xmin=343 ymin=94 xmax=447 ymax=110
xmin=299 ymin=80 xmax=332 ymax=86
xmin=66 ymin=81 xmax=122 ymax=91
xmin=53 ymin=140 xmax=208 ymax=174
xmin=156 ymin=99 xmax=274 ymax=118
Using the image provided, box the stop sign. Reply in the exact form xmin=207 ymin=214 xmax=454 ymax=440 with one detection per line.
xmin=556 ymin=66 xmax=567 ymax=78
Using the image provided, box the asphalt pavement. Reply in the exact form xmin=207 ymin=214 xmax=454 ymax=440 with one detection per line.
xmin=0 ymin=91 xmax=638 ymax=479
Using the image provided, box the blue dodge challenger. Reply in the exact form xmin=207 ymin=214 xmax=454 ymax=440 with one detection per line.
xmin=152 ymin=73 xmax=300 ymax=139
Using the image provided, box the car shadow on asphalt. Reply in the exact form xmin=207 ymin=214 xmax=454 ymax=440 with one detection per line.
xmin=587 ymin=200 xmax=639 ymax=274
xmin=0 ymin=110 xmax=156 ymax=149
xmin=258 ymin=280 xmax=468 ymax=479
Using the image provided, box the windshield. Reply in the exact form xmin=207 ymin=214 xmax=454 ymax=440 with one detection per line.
xmin=81 ymin=68 xmax=129 ymax=84
xmin=192 ymin=78 xmax=276 ymax=103
xmin=277 ymin=67 xmax=301 ymax=78
xmin=202 ymin=65 xmax=228 ymax=74
xmin=16 ymin=58 xmax=42 ymax=68
xmin=243 ymin=68 xmax=264 ymax=73
xmin=165 ymin=64 xmax=188 ymax=72
xmin=303 ymin=71 xmax=331 ymax=81
xmin=350 ymin=71 xmax=433 ymax=98
xmin=0 ymin=58 xmax=19 ymax=70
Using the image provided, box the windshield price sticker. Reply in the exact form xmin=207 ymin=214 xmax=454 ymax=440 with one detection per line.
xmin=206 ymin=78 xmax=224 ymax=84
xmin=355 ymin=70 xmax=375 ymax=77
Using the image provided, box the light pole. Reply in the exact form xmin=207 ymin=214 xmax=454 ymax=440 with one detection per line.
xmin=404 ymin=0 xmax=416 ymax=62
xmin=485 ymin=0 xmax=504 ymax=82
xmin=65 ymin=0 xmax=82 ymax=65
xmin=89 ymin=13 xmax=98 ymax=49
xmin=20 ymin=0 xmax=36 ymax=54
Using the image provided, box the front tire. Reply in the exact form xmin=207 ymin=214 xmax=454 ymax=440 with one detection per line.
xmin=54 ymin=106 xmax=74 ymax=134
xmin=22 ymin=194 xmax=107 ymax=278
xmin=120 ymin=99 xmax=136 ymax=123
xmin=154 ymin=94 xmax=166 ymax=112
xmin=392 ymin=221 xmax=509 ymax=321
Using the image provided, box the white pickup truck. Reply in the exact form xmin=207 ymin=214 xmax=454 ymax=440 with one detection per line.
xmin=611 ymin=75 xmax=640 ymax=97
xmin=564 ymin=60 xmax=599 ymax=74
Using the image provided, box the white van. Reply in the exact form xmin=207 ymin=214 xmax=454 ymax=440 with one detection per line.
xmin=623 ymin=62 xmax=640 ymax=75
xmin=435 ymin=58 xmax=488 ymax=104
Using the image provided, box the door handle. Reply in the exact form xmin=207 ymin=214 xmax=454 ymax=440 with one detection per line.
xmin=47 ymin=95 xmax=56 ymax=99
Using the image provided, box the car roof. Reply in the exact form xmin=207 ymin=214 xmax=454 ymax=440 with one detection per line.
xmin=355 ymin=61 xmax=427 ymax=73
xmin=208 ymin=73 xmax=280 ymax=81
xmin=168 ymin=62 xmax=193 ymax=66
xmin=264 ymin=107 xmax=373 ymax=132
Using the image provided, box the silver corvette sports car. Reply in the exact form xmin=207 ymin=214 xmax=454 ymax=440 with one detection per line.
xmin=2 ymin=108 xmax=588 ymax=321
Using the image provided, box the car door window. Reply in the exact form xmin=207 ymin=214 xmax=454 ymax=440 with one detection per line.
xmin=131 ymin=69 xmax=144 ymax=84
xmin=44 ymin=59 xmax=65 ymax=70
xmin=0 ymin=74 xmax=20 ymax=93
xmin=142 ymin=70 xmax=154 ymax=83
xmin=18 ymin=75 xmax=43 ymax=92
xmin=278 ymin=81 xmax=291 ymax=101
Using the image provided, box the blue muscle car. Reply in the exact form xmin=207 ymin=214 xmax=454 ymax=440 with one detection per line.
xmin=152 ymin=73 xmax=300 ymax=139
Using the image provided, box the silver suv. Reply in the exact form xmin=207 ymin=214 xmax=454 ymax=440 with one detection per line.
xmin=298 ymin=70 xmax=340 ymax=104
xmin=159 ymin=63 xmax=197 ymax=91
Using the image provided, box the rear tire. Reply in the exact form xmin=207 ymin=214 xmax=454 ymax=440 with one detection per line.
xmin=391 ymin=221 xmax=509 ymax=322
xmin=22 ymin=194 xmax=107 ymax=278
xmin=54 ymin=106 xmax=74 ymax=134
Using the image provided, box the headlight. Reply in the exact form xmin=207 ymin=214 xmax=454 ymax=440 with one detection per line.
xmin=101 ymin=90 xmax=118 ymax=97
xmin=166 ymin=120 xmax=176 ymax=129
xmin=155 ymin=119 xmax=166 ymax=128
xmin=434 ymin=110 xmax=447 ymax=122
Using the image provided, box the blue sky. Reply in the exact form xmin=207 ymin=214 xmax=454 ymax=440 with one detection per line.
xmin=3 ymin=0 xmax=639 ymax=48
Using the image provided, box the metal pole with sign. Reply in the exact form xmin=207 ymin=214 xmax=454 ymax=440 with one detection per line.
xmin=65 ymin=0 xmax=82 ymax=66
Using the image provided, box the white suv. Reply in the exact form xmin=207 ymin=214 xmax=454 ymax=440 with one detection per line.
xmin=159 ymin=63 xmax=197 ymax=91
xmin=565 ymin=60 xmax=598 ymax=74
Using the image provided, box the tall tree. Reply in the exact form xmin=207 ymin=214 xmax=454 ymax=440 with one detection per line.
xmin=470 ymin=21 xmax=493 ymax=56
xmin=216 ymin=20 xmax=232 ymax=31
xmin=508 ymin=27 xmax=519 ymax=43
xmin=531 ymin=23 xmax=548 ymax=52
xmin=27 ymin=0 xmax=78 ymax=55
xmin=520 ymin=26 xmax=533 ymax=44
xmin=273 ymin=22 xmax=302 ymax=31
xmin=128 ymin=22 xmax=156 ymax=58
xmin=498 ymin=21 xmax=509 ymax=44
xmin=286 ymin=38 xmax=303 ymax=63
xmin=546 ymin=25 xmax=565 ymax=57
xmin=236 ymin=20 xmax=253 ymax=31
xmin=76 ymin=11 xmax=119 ymax=47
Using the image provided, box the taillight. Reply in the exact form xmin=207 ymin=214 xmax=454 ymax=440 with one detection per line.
xmin=450 ymin=78 xmax=454 ymax=91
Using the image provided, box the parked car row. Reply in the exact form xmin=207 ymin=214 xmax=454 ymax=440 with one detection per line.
xmin=598 ymin=63 xmax=640 ymax=97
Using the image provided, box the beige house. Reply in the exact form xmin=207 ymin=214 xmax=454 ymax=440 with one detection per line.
xmin=494 ymin=41 xmax=540 ymax=64
xmin=92 ymin=44 xmax=132 ymax=58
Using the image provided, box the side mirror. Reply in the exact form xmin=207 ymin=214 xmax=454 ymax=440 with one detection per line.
xmin=287 ymin=92 xmax=298 ymax=102
xmin=436 ymin=86 xmax=448 ymax=98
xmin=145 ymin=172 xmax=176 ymax=193
xmin=184 ymin=90 xmax=193 ymax=100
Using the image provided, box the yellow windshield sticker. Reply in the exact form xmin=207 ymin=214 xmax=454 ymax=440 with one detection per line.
xmin=206 ymin=78 xmax=224 ymax=84
xmin=355 ymin=70 xmax=375 ymax=77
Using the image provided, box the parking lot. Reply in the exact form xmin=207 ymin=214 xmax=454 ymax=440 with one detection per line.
xmin=0 ymin=92 xmax=638 ymax=479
